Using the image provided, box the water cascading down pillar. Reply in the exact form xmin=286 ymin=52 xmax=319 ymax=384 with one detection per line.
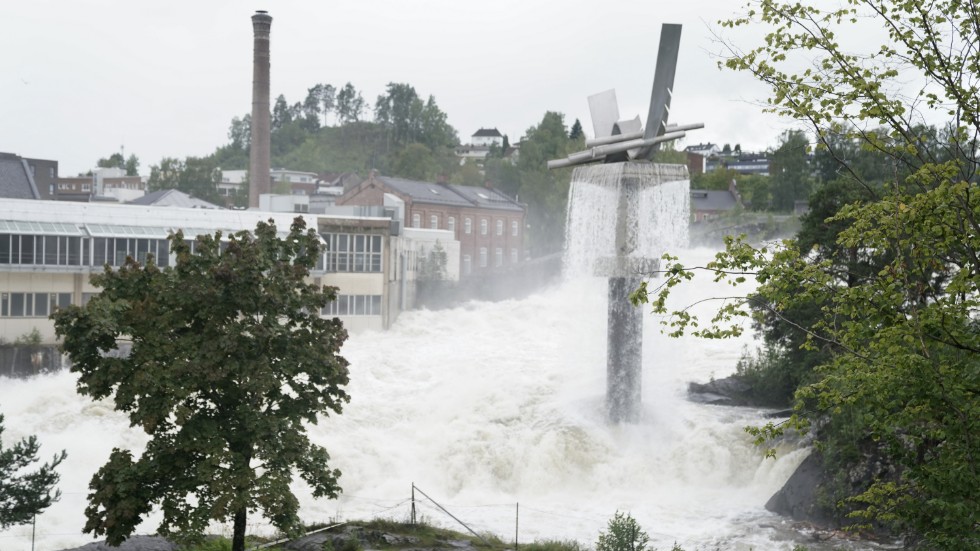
xmin=573 ymin=163 xmax=684 ymax=423
xmin=248 ymin=10 xmax=272 ymax=209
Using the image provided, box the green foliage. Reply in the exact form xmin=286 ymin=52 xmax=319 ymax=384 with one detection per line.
xmin=516 ymin=111 xmax=580 ymax=255
xmin=0 ymin=413 xmax=66 ymax=529
xmin=521 ymin=540 xmax=587 ymax=551
xmin=769 ymin=130 xmax=811 ymax=211
xmin=634 ymin=2 xmax=980 ymax=547
xmin=418 ymin=241 xmax=449 ymax=281
xmin=52 ymin=218 xmax=350 ymax=551
xmin=147 ymin=156 xmax=222 ymax=204
xmin=336 ymin=82 xmax=366 ymax=125
xmin=13 ymin=328 xmax=42 ymax=347
xmin=97 ymin=152 xmax=140 ymax=176
xmin=595 ymin=511 xmax=650 ymax=551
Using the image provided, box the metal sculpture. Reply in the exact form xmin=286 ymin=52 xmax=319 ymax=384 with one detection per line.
xmin=551 ymin=24 xmax=701 ymax=423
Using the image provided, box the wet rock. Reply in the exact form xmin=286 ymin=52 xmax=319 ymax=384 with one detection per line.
xmin=62 ymin=535 xmax=179 ymax=551
xmin=687 ymin=375 xmax=755 ymax=406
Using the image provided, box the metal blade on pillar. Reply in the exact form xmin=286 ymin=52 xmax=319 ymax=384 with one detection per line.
xmin=633 ymin=23 xmax=682 ymax=160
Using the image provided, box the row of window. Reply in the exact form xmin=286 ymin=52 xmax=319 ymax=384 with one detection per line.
xmin=461 ymin=247 xmax=520 ymax=275
xmin=321 ymin=294 xmax=383 ymax=317
xmin=411 ymin=214 xmax=520 ymax=237
xmin=0 ymin=232 xmax=382 ymax=274
xmin=323 ymin=233 xmax=383 ymax=273
xmin=0 ymin=293 xmax=72 ymax=318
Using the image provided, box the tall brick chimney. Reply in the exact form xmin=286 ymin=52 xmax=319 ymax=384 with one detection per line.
xmin=248 ymin=10 xmax=272 ymax=209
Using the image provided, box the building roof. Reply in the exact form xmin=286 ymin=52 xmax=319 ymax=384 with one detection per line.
xmin=472 ymin=128 xmax=503 ymax=138
xmin=378 ymin=176 xmax=523 ymax=212
xmin=690 ymin=189 xmax=738 ymax=211
xmin=0 ymin=153 xmax=41 ymax=199
xmin=128 ymin=189 xmax=223 ymax=209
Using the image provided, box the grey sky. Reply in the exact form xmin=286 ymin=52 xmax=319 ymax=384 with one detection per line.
xmin=2 ymin=0 xmax=792 ymax=176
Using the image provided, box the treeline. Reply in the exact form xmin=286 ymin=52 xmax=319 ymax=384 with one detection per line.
xmin=139 ymin=80 xmax=591 ymax=256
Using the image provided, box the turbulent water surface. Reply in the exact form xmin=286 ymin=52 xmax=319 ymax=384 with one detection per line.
xmin=1 ymin=174 xmax=878 ymax=550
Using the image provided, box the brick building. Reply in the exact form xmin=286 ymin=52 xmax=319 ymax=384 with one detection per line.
xmin=337 ymin=173 xmax=525 ymax=278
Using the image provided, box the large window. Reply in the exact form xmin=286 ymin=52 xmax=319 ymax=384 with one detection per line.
xmin=323 ymin=233 xmax=383 ymax=273
xmin=480 ymin=218 xmax=488 ymax=235
xmin=495 ymin=220 xmax=503 ymax=236
xmin=430 ymin=214 xmax=439 ymax=230
xmin=512 ymin=220 xmax=519 ymax=237
xmin=479 ymin=247 xmax=488 ymax=268
xmin=321 ymin=294 xmax=382 ymax=316
xmin=511 ymin=248 xmax=519 ymax=264
xmin=495 ymin=247 xmax=503 ymax=267
xmin=0 ymin=292 xmax=71 ymax=317
xmin=91 ymin=237 xmax=170 ymax=267
xmin=448 ymin=217 xmax=456 ymax=234
xmin=462 ymin=254 xmax=472 ymax=275
xmin=0 ymin=234 xmax=90 ymax=266
xmin=464 ymin=217 xmax=472 ymax=235
xmin=412 ymin=213 xmax=421 ymax=228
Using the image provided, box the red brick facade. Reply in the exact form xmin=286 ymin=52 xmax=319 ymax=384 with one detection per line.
xmin=338 ymin=174 xmax=526 ymax=278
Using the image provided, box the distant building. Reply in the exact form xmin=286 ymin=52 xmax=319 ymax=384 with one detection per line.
xmin=454 ymin=128 xmax=509 ymax=167
xmin=337 ymin=172 xmax=525 ymax=278
xmin=690 ymin=180 xmax=742 ymax=222
xmin=470 ymin=128 xmax=504 ymax=148
xmin=56 ymin=168 xmax=145 ymax=202
xmin=684 ymin=142 xmax=721 ymax=158
xmin=0 ymin=152 xmax=42 ymax=200
xmin=129 ymin=189 xmax=223 ymax=209
xmin=219 ymin=168 xmax=320 ymax=205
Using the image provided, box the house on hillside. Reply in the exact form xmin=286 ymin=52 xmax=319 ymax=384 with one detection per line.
xmin=684 ymin=143 xmax=721 ymax=158
xmin=454 ymin=128 xmax=508 ymax=166
xmin=690 ymin=180 xmax=743 ymax=222
xmin=337 ymin=172 xmax=525 ymax=278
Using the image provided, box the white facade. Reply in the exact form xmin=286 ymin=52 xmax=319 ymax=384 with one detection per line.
xmin=0 ymin=199 xmax=401 ymax=342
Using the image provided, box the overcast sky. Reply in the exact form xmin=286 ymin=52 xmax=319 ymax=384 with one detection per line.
xmin=2 ymin=0 xmax=795 ymax=177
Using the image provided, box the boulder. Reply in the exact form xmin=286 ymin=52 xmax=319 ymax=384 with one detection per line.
xmin=687 ymin=375 xmax=756 ymax=406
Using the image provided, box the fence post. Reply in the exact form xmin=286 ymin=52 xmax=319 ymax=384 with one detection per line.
xmin=515 ymin=503 xmax=519 ymax=551
xmin=411 ymin=483 xmax=417 ymax=526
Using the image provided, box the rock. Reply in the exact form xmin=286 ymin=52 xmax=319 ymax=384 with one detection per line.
xmin=687 ymin=375 xmax=756 ymax=406
xmin=63 ymin=535 xmax=179 ymax=551
xmin=765 ymin=451 xmax=836 ymax=526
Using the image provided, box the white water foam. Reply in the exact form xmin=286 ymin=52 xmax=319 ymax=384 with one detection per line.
xmin=0 ymin=169 xmax=876 ymax=550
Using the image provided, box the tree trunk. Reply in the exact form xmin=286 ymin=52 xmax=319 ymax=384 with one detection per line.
xmin=232 ymin=506 xmax=247 ymax=551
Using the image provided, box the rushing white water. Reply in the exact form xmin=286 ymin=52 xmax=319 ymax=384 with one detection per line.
xmin=1 ymin=169 xmax=879 ymax=550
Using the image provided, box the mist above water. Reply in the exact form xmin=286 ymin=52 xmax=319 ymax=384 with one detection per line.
xmin=1 ymin=168 xmax=859 ymax=550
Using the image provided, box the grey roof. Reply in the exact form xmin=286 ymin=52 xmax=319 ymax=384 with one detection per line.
xmin=128 ymin=189 xmax=223 ymax=209
xmin=472 ymin=128 xmax=502 ymax=138
xmin=379 ymin=176 xmax=523 ymax=212
xmin=690 ymin=189 xmax=737 ymax=211
xmin=0 ymin=153 xmax=41 ymax=199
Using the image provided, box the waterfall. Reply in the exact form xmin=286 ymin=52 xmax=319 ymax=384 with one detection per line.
xmin=0 ymin=172 xmax=860 ymax=548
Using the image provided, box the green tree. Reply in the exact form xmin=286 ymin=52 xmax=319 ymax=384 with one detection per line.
xmin=272 ymin=94 xmax=292 ymax=130
xmin=517 ymin=111 xmax=577 ymax=255
xmin=148 ymin=157 xmax=222 ymax=204
xmin=569 ymin=119 xmax=584 ymax=141
xmin=336 ymin=83 xmax=365 ymax=125
xmin=769 ymin=130 xmax=811 ymax=211
xmin=0 ymin=414 xmax=66 ymax=529
xmin=52 ymin=218 xmax=350 ymax=551
xmin=391 ymin=143 xmax=437 ymax=181
xmin=228 ymin=114 xmax=251 ymax=151
xmin=633 ymin=1 xmax=980 ymax=547
xmin=595 ymin=512 xmax=649 ymax=551
xmin=97 ymin=152 xmax=125 ymax=170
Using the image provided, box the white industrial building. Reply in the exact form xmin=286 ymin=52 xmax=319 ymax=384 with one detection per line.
xmin=0 ymin=199 xmax=458 ymax=346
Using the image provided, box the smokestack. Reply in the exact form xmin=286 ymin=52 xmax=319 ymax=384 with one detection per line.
xmin=248 ymin=10 xmax=272 ymax=209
